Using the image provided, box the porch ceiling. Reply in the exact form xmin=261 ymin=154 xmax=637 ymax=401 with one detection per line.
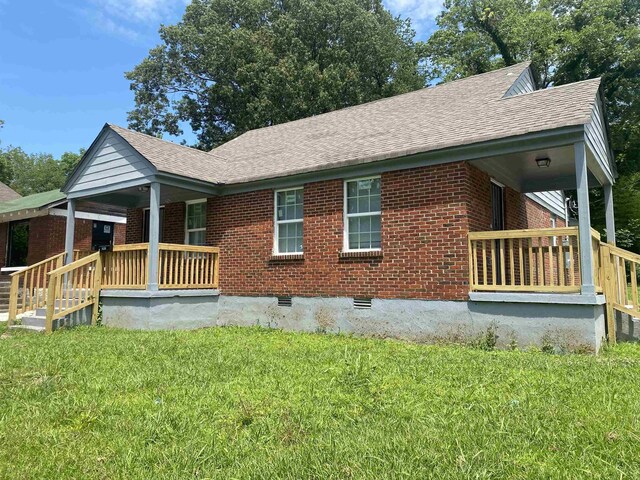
xmin=470 ymin=143 xmax=604 ymax=193
xmin=77 ymin=184 xmax=212 ymax=209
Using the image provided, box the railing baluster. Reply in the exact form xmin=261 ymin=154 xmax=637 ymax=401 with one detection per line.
xmin=508 ymin=239 xmax=515 ymax=287
xmin=518 ymin=239 xmax=524 ymax=286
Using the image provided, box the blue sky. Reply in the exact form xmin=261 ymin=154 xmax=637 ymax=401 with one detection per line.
xmin=0 ymin=0 xmax=441 ymax=158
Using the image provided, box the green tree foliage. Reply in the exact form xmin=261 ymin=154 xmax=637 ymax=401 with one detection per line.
xmin=126 ymin=0 xmax=427 ymax=149
xmin=426 ymin=0 xmax=640 ymax=249
xmin=0 ymin=146 xmax=84 ymax=196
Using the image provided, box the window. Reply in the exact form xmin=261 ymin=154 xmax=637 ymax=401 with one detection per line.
xmin=344 ymin=177 xmax=381 ymax=251
xmin=143 ymin=207 xmax=165 ymax=242
xmin=274 ymin=188 xmax=303 ymax=254
xmin=185 ymin=200 xmax=207 ymax=246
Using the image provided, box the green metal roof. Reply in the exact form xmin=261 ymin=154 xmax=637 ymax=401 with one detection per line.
xmin=0 ymin=189 xmax=66 ymax=215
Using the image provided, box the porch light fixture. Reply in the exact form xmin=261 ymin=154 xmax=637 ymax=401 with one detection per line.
xmin=535 ymin=157 xmax=551 ymax=168
xmin=138 ymin=186 xmax=150 ymax=192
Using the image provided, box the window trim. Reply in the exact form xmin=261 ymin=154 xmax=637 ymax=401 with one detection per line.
xmin=343 ymin=175 xmax=382 ymax=253
xmin=184 ymin=199 xmax=207 ymax=245
xmin=273 ymin=187 xmax=304 ymax=255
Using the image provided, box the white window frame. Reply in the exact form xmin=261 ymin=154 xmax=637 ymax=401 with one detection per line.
xmin=273 ymin=187 xmax=304 ymax=255
xmin=184 ymin=199 xmax=207 ymax=245
xmin=343 ymin=176 xmax=382 ymax=252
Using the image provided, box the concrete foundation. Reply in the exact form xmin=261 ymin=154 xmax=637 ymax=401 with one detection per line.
xmin=101 ymin=290 xmax=220 ymax=330
xmin=615 ymin=310 xmax=640 ymax=343
xmin=101 ymin=290 xmax=607 ymax=352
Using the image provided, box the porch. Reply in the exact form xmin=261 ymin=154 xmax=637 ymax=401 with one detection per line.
xmin=7 ymin=242 xmax=220 ymax=332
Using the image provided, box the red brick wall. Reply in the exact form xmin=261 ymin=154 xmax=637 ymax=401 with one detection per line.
xmin=26 ymin=215 xmax=94 ymax=265
xmin=123 ymin=161 xmax=565 ymax=300
xmin=207 ymin=162 xmax=472 ymax=300
xmin=468 ymin=165 xmax=565 ymax=231
xmin=164 ymin=203 xmax=186 ymax=244
xmin=114 ymin=223 xmax=126 ymax=245
xmin=125 ymin=204 xmax=185 ymax=244
xmin=126 ymin=208 xmax=143 ymax=243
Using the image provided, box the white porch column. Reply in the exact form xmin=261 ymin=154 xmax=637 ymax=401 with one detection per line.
xmin=604 ymin=183 xmax=616 ymax=246
xmin=64 ymin=199 xmax=76 ymax=265
xmin=147 ymin=182 xmax=161 ymax=291
xmin=574 ymin=141 xmax=596 ymax=295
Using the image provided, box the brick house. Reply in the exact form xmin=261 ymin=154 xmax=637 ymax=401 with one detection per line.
xmin=17 ymin=62 xmax=619 ymax=350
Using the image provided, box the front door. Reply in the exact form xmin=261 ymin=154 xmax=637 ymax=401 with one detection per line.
xmin=7 ymin=220 xmax=29 ymax=267
xmin=491 ymin=182 xmax=505 ymax=284
xmin=92 ymin=221 xmax=115 ymax=251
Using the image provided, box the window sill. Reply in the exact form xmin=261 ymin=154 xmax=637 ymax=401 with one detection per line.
xmin=339 ymin=250 xmax=383 ymax=259
xmin=270 ymin=253 xmax=304 ymax=261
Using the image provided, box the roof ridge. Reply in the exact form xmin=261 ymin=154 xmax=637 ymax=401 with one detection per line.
xmin=108 ymin=124 xmax=229 ymax=161
xmin=500 ymin=76 xmax=602 ymax=101
xmin=211 ymin=61 xmax=532 ymax=151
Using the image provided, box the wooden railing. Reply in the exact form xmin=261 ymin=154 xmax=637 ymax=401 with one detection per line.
xmin=45 ymin=252 xmax=102 ymax=332
xmin=600 ymin=243 xmax=640 ymax=344
xmin=158 ymin=243 xmax=219 ymax=289
xmin=8 ymin=243 xmax=221 ymax=331
xmin=468 ymin=227 xmax=584 ymax=293
xmin=101 ymin=243 xmax=148 ymax=290
xmin=7 ymin=252 xmax=66 ymax=326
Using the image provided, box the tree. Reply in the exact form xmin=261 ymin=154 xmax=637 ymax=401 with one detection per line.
xmin=59 ymin=149 xmax=85 ymax=177
xmin=426 ymin=0 xmax=640 ymax=249
xmin=0 ymin=147 xmax=67 ymax=196
xmin=126 ymin=0 xmax=427 ymax=149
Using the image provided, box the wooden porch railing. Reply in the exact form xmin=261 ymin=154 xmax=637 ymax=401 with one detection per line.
xmin=101 ymin=243 xmax=149 ymax=290
xmin=600 ymin=243 xmax=640 ymax=344
xmin=158 ymin=243 xmax=220 ymax=289
xmin=7 ymin=252 xmax=66 ymax=326
xmin=8 ymin=243 xmax=220 ymax=331
xmin=468 ymin=227 xmax=594 ymax=293
xmin=45 ymin=252 xmax=102 ymax=332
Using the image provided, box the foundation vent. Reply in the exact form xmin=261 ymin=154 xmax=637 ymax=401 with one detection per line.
xmin=277 ymin=296 xmax=292 ymax=307
xmin=353 ymin=298 xmax=372 ymax=309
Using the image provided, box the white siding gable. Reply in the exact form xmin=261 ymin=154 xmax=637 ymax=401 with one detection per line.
xmin=503 ymin=68 xmax=536 ymax=97
xmin=585 ymin=95 xmax=615 ymax=181
xmin=67 ymin=130 xmax=156 ymax=195
xmin=526 ymin=191 xmax=566 ymax=219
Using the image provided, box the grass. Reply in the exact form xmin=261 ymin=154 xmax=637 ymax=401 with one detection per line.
xmin=1 ymin=325 xmax=639 ymax=479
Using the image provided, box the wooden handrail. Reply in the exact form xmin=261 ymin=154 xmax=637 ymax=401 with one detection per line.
xmin=468 ymin=227 xmax=579 ymax=241
xmin=7 ymin=252 xmax=66 ymax=326
xmin=9 ymin=252 xmax=65 ymax=277
xmin=47 ymin=252 xmax=101 ymax=276
xmin=45 ymin=252 xmax=102 ymax=332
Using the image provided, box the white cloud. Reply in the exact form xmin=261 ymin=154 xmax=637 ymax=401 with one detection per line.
xmin=383 ymin=0 xmax=443 ymax=39
xmin=90 ymin=0 xmax=187 ymax=25
xmin=80 ymin=0 xmax=190 ymax=42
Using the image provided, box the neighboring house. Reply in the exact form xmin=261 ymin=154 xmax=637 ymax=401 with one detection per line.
xmin=0 ymin=188 xmax=126 ymax=271
xmin=13 ymin=62 xmax=627 ymax=351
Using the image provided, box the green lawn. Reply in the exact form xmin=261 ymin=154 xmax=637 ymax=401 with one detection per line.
xmin=1 ymin=325 xmax=639 ymax=479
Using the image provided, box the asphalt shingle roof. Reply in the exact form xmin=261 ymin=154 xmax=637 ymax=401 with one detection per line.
xmin=0 ymin=181 xmax=21 ymax=202
xmin=107 ymin=62 xmax=602 ymax=186
xmin=0 ymin=189 xmax=65 ymax=215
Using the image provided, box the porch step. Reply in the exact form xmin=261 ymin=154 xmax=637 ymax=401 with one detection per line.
xmin=9 ymin=324 xmax=45 ymax=333
xmin=21 ymin=315 xmax=46 ymax=328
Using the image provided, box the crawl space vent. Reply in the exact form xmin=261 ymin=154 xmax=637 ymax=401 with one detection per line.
xmin=353 ymin=298 xmax=372 ymax=309
xmin=277 ymin=296 xmax=292 ymax=307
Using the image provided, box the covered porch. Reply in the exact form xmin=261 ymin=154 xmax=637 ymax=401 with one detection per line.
xmin=464 ymin=128 xmax=638 ymax=345
xmin=7 ymin=124 xmax=223 ymax=332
